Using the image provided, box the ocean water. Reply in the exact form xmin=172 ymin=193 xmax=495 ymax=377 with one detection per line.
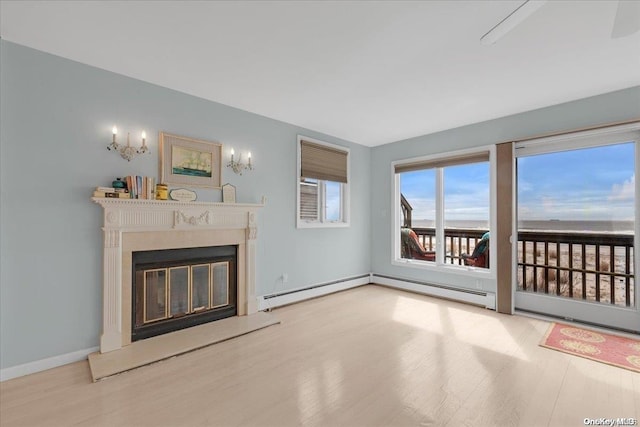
xmin=411 ymin=219 xmax=635 ymax=234
xmin=518 ymin=220 xmax=634 ymax=233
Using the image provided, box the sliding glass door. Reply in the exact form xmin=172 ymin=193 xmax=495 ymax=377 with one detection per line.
xmin=514 ymin=125 xmax=639 ymax=332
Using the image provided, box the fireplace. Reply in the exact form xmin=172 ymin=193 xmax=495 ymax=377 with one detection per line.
xmin=92 ymin=198 xmax=263 ymax=353
xmin=132 ymin=245 xmax=238 ymax=341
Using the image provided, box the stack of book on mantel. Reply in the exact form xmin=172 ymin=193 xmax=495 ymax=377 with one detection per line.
xmin=92 ymin=176 xmax=156 ymax=199
xmin=125 ymin=175 xmax=156 ymax=199
xmin=93 ymin=186 xmax=130 ymax=199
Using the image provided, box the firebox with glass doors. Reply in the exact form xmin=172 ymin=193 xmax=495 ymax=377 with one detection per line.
xmin=132 ymin=245 xmax=237 ymax=341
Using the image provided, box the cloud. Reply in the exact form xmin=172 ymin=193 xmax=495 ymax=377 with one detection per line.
xmin=542 ymin=196 xmax=555 ymax=212
xmin=402 ymin=197 xmax=435 ymax=219
xmin=609 ymin=174 xmax=635 ymax=201
xmin=404 ymin=193 xmax=490 ymax=221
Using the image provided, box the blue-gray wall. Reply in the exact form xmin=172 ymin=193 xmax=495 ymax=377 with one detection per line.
xmin=370 ymin=86 xmax=640 ymax=291
xmin=0 ymin=40 xmax=371 ymax=369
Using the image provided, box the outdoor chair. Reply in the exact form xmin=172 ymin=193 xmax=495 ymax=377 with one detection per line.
xmin=462 ymin=232 xmax=490 ymax=268
xmin=400 ymin=227 xmax=435 ymax=261
xmin=463 ymin=249 xmax=489 ymax=268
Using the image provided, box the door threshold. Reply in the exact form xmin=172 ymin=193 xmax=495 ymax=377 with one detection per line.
xmin=514 ymin=309 xmax=640 ymax=339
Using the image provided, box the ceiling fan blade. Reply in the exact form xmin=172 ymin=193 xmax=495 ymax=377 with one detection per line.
xmin=612 ymin=0 xmax=640 ymax=38
xmin=480 ymin=0 xmax=548 ymax=45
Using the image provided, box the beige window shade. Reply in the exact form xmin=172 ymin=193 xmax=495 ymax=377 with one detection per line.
xmin=300 ymin=140 xmax=348 ymax=183
xmin=394 ymin=151 xmax=489 ymax=174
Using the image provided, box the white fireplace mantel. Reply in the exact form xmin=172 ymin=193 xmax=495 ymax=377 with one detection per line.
xmin=92 ymin=198 xmax=264 ymax=353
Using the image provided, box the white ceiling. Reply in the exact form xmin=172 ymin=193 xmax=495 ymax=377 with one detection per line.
xmin=1 ymin=0 xmax=639 ymax=147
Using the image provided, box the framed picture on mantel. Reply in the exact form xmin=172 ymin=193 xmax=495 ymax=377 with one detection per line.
xmin=222 ymin=183 xmax=236 ymax=203
xmin=159 ymin=132 xmax=222 ymax=188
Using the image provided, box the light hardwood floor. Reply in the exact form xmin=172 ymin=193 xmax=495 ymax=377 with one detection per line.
xmin=1 ymin=285 xmax=639 ymax=426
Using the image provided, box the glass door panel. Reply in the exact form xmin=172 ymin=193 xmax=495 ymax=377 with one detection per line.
xmin=169 ymin=267 xmax=189 ymax=316
xmin=515 ymin=139 xmax=638 ymax=331
xmin=191 ymin=264 xmax=210 ymax=311
xmin=212 ymin=262 xmax=230 ymax=308
xmin=144 ymin=269 xmax=167 ymax=323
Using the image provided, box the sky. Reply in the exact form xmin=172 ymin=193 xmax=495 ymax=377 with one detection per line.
xmin=518 ymin=142 xmax=635 ymax=221
xmin=326 ymin=181 xmax=341 ymax=221
xmin=400 ymin=142 xmax=636 ymax=223
xmin=400 ymin=162 xmax=489 ymax=224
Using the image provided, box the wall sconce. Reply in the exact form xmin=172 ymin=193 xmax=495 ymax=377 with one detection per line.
xmin=227 ymin=148 xmax=253 ymax=175
xmin=107 ymin=126 xmax=150 ymax=161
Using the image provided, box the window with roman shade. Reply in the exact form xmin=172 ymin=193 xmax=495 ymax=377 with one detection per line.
xmin=394 ymin=147 xmax=494 ymax=271
xmin=297 ymin=136 xmax=350 ymax=228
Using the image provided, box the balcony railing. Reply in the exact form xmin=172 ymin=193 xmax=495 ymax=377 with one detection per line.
xmin=410 ymin=227 xmax=635 ymax=308
xmin=412 ymin=227 xmax=487 ymax=265
xmin=518 ymin=230 xmax=634 ymax=308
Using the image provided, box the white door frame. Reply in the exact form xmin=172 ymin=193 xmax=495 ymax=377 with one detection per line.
xmin=513 ymin=122 xmax=640 ymax=332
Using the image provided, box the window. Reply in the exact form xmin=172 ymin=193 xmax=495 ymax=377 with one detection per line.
xmin=394 ymin=148 xmax=493 ymax=270
xmin=297 ymin=136 xmax=350 ymax=228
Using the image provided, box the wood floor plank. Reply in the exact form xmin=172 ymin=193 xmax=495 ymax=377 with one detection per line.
xmin=1 ymin=285 xmax=638 ymax=427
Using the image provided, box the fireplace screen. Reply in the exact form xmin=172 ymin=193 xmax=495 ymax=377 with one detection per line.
xmin=133 ymin=246 xmax=236 ymax=341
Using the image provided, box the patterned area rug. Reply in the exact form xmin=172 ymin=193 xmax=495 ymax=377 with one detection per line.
xmin=540 ymin=323 xmax=640 ymax=373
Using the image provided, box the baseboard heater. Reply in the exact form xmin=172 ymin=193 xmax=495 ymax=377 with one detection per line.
xmin=258 ymin=274 xmax=370 ymax=311
xmin=370 ymin=274 xmax=496 ymax=310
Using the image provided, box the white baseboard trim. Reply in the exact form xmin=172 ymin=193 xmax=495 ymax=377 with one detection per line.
xmin=258 ymin=274 xmax=370 ymax=311
xmin=371 ymin=274 xmax=496 ymax=310
xmin=1 ymin=346 xmax=99 ymax=382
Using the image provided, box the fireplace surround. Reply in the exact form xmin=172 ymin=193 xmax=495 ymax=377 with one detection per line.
xmin=92 ymin=198 xmax=263 ymax=353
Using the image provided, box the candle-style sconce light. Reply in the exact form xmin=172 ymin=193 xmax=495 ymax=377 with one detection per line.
xmin=107 ymin=126 xmax=150 ymax=161
xmin=227 ymin=148 xmax=253 ymax=175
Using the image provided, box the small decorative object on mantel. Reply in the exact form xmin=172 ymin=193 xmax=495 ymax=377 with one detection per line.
xmin=107 ymin=126 xmax=150 ymax=162
xmin=169 ymin=188 xmax=197 ymax=202
xmin=222 ymin=183 xmax=236 ymax=203
xmin=112 ymin=178 xmax=127 ymax=189
xmin=156 ymin=183 xmax=168 ymax=200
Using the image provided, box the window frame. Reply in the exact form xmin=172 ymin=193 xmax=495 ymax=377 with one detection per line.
xmin=391 ymin=145 xmax=496 ymax=277
xmin=297 ymin=135 xmax=350 ymax=228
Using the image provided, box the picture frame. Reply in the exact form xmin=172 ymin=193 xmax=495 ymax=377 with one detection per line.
xmin=159 ymin=132 xmax=222 ymax=188
xmin=222 ymin=183 xmax=236 ymax=204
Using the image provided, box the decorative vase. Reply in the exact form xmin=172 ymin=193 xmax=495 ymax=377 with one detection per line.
xmin=112 ymin=178 xmax=127 ymax=189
